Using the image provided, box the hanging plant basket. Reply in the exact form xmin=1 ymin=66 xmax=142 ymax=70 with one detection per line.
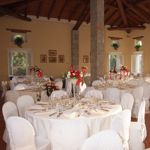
xmin=14 ymin=35 xmax=24 ymax=47
xmin=111 ymin=40 xmax=120 ymax=50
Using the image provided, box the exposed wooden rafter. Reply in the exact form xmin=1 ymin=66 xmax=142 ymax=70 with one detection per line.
xmin=0 ymin=6 xmax=31 ymax=21
xmin=68 ymin=2 xmax=80 ymax=22
xmin=47 ymin=0 xmax=56 ymax=19
xmin=73 ymin=4 xmax=89 ymax=30
xmin=122 ymin=0 xmax=150 ymax=23
xmin=36 ymin=0 xmax=42 ymax=18
xmin=58 ymin=0 xmax=68 ymax=20
xmin=0 ymin=0 xmax=23 ymax=6
xmin=116 ymin=0 xmax=128 ymax=25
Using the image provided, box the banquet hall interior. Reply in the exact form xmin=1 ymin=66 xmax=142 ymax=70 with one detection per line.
xmin=0 ymin=0 xmax=150 ymax=150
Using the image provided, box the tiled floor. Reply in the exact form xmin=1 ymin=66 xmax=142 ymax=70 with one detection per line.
xmin=0 ymin=97 xmax=149 ymax=150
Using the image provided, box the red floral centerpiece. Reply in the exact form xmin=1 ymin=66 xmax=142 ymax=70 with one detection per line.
xmin=120 ymin=65 xmax=129 ymax=79
xmin=29 ymin=66 xmax=43 ymax=78
xmin=67 ymin=65 xmax=87 ymax=85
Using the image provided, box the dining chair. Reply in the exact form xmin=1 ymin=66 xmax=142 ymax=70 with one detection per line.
xmin=17 ymin=95 xmax=34 ymax=117
xmin=92 ymin=80 xmax=103 ymax=87
xmin=2 ymin=101 xmax=19 ymax=149
xmin=55 ymin=78 xmax=63 ymax=90
xmin=129 ymin=100 xmax=147 ymax=150
xmin=80 ymin=130 xmax=123 ymax=150
xmin=6 ymin=116 xmax=50 ymax=150
xmin=132 ymin=86 xmax=144 ymax=118
xmin=51 ymin=90 xmax=69 ymax=100
xmin=85 ymin=89 xmax=103 ymax=99
xmin=111 ymin=109 xmax=131 ymax=150
xmin=80 ymin=86 xmax=95 ymax=97
xmin=105 ymin=87 xmax=120 ymax=104
xmin=121 ymin=93 xmax=134 ymax=111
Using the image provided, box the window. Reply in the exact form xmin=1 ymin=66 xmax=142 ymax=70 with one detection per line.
xmin=8 ymin=49 xmax=32 ymax=76
xmin=131 ymin=51 xmax=143 ymax=75
xmin=108 ymin=52 xmax=124 ymax=72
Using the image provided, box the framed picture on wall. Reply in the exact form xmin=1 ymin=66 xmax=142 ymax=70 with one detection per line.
xmin=49 ymin=57 xmax=57 ymax=63
xmin=83 ymin=55 xmax=89 ymax=63
xmin=58 ymin=55 xmax=65 ymax=63
xmin=48 ymin=49 xmax=57 ymax=56
xmin=40 ymin=54 xmax=47 ymax=63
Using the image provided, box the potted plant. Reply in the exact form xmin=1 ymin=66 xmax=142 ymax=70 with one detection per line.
xmin=134 ymin=40 xmax=142 ymax=51
xmin=111 ymin=40 xmax=119 ymax=50
xmin=14 ymin=35 xmax=24 ymax=47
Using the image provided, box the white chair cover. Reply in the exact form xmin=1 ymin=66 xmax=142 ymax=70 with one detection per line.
xmin=121 ymin=93 xmax=134 ymax=111
xmin=2 ymin=102 xmax=18 ymax=147
xmin=80 ymin=87 xmax=95 ymax=97
xmin=51 ymin=90 xmax=69 ymax=100
xmin=92 ymin=80 xmax=103 ymax=87
xmin=14 ymin=83 xmax=28 ymax=90
xmin=105 ymin=87 xmax=120 ymax=104
xmin=132 ymin=86 xmax=144 ymax=118
xmin=111 ymin=110 xmax=131 ymax=150
xmin=17 ymin=95 xmax=34 ymax=117
xmin=6 ymin=116 xmax=50 ymax=150
xmin=85 ymin=89 xmax=103 ymax=99
xmin=55 ymin=80 xmax=63 ymax=90
xmin=129 ymin=101 xmax=147 ymax=150
xmin=41 ymin=91 xmax=49 ymax=101
xmin=80 ymin=130 xmax=123 ymax=150
xmin=2 ymin=102 xmax=18 ymax=122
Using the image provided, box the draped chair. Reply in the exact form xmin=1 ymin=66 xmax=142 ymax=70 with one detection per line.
xmin=17 ymin=95 xmax=34 ymax=117
xmin=129 ymin=100 xmax=147 ymax=150
xmin=111 ymin=109 xmax=131 ymax=150
xmin=121 ymin=93 xmax=134 ymax=111
xmin=80 ymin=130 xmax=123 ymax=150
xmin=6 ymin=116 xmax=50 ymax=150
xmin=85 ymin=89 xmax=103 ymax=100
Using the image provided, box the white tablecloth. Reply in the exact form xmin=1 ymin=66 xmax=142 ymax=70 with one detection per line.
xmin=25 ymin=101 xmax=122 ymax=150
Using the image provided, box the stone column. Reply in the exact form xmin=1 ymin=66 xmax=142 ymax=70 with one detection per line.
xmin=71 ymin=30 xmax=79 ymax=69
xmin=90 ymin=0 xmax=105 ymax=82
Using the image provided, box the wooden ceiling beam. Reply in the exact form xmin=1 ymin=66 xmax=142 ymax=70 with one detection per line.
xmin=68 ymin=2 xmax=80 ymax=22
xmin=106 ymin=10 xmax=120 ymax=25
xmin=0 ymin=6 xmax=31 ymax=21
xmin=105 ymin=9 xmax=116 ymax=24
xmin=116 ymin=0 xmax=128 ymax=25
xmin=58 ymin=0 xmax=68 ymax=20
xmin=0 ymin=0 xmax=23 ymax=6
xmin=136 ymin=4 xmax=150 ymax=16
xmin=107 ymin=25 xmax=146 ymax=31
xmin=73 ymin=4 xmax=89 ymax=30
xmin=47 ymin=0 xmax=56 ymax=19
xmin=122 ymin=0 xmax=150 ymax=23
xmin=105 ymin=4 xmax=118 ymax=10
xmin=36 ymin=0 xmax=42 ymax=18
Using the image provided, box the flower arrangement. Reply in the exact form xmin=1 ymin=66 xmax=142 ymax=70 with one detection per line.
xmin=67 ymin=65 xmax=88 ymax=85
xmin=45 ymin=81 xmax=58 ymax=97
xmin=134 ymin=40 xmax=142 ymax=51
xmin=111 ymin=40 xmax=120 ymax=50
xmin=29 ymin=66 xmax=43 ymax=78
xmin=14 ymin=34 xmax=24 ymax=47
xmin=120 ymin=65 xmax=129 ymax=79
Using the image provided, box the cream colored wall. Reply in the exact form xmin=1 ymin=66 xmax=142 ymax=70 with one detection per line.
xmin=0 ymin=15 xmax=150 ymax=81
xmin=0 ymin=16 xmax=72 ymax=80
xmin=130 ymin=24 xmax=150 ymax=74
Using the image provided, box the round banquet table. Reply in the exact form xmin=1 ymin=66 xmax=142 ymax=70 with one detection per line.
xmin=25 ymin=100 xmax=122 ymax=150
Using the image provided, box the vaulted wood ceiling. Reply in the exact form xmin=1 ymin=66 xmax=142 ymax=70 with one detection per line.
xmin=0 ymin=0 xmax=150 ymax=32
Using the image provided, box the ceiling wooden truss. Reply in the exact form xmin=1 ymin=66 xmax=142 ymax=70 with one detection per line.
xmin=0 ymin=0 xmax=150 ymax=32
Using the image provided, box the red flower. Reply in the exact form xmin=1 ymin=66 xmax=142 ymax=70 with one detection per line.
xmin=37 ymin=70 xmax=43 ymax=78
